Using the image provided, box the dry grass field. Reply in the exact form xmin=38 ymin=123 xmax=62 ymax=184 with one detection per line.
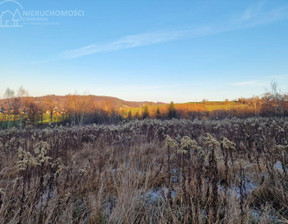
xmin=0 ymin=117 xmax=288 ymax=223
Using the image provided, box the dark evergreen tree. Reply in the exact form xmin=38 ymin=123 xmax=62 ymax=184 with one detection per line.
xmin=142 ymin=105 xmax=149 ymax=119
xmin=127 ymin=110 xmax=132 ymax=120
xmin=168 ymin=101 xmax=177 ymax=119
xmin=156 ymin=107 xmax=161 ymax=119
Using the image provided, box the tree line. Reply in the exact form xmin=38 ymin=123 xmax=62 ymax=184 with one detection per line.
xmin=0 ymin=82 xmax=287 ymax=128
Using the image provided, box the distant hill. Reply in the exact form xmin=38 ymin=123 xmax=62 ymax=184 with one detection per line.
xmin=0 ymin=94 xmax=261 ymax=121
xmin=0 ymin=95 xmax=166 ymax=111
xmin=0 ymin=94 xmax=255 ymax=119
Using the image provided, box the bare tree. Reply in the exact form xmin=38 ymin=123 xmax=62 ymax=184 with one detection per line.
xmin=263 ymin=81 xmax=284 ymax=116
xmin=17 ymin=86 xmax=28 ymax=128
xmin=66 ymin=94 xmax=93 ymax=125
xmin=4 ymin=88 xmax=15 ymax=128
xmin=45 ymin=96 xmax=56 ymax=123
xmin=24 ymin=97 xmax=39 ymax=126
xmin=249 ymin=96 xmax=261 ymax=116
xmin=10 ymin=86 xmax=29 ymax=128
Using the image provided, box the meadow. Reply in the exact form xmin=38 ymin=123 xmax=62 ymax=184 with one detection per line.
xmin=0 ymin=117 xmax=288 ymax=223
xmin=1 ymin=0 xmax=287 ymax=223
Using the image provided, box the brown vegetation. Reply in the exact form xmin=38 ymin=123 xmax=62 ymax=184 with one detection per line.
xmin=0 ymin=118 xmax=288 ymax=223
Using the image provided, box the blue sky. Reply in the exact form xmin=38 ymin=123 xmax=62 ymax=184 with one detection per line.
xmin=0 ymin=0 xmax=288 ymax=103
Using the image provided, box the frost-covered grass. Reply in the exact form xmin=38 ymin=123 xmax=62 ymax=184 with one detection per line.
xmin=0 ymin=117 xmax=288 ymax=223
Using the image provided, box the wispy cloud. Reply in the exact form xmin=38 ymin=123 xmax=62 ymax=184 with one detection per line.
xmin=61 ymin=27 xmax=225 ymax=59
xmin=61 ymin=31 xmax=186 ymax=59
xmin=236 ymin=2 xmax=288 ymax=27
xmin=35 ymin=1 xmax=288 ymax=62
xmin=230 ymin=74 xmax=288 ymax=87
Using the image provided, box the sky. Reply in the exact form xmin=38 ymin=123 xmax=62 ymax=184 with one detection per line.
xmin=0 ymin=0 xmax=287 ymax=103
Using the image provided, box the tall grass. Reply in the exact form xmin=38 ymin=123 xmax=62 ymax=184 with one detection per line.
xmin=0 ymin=117 xmax=287 ymax=223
